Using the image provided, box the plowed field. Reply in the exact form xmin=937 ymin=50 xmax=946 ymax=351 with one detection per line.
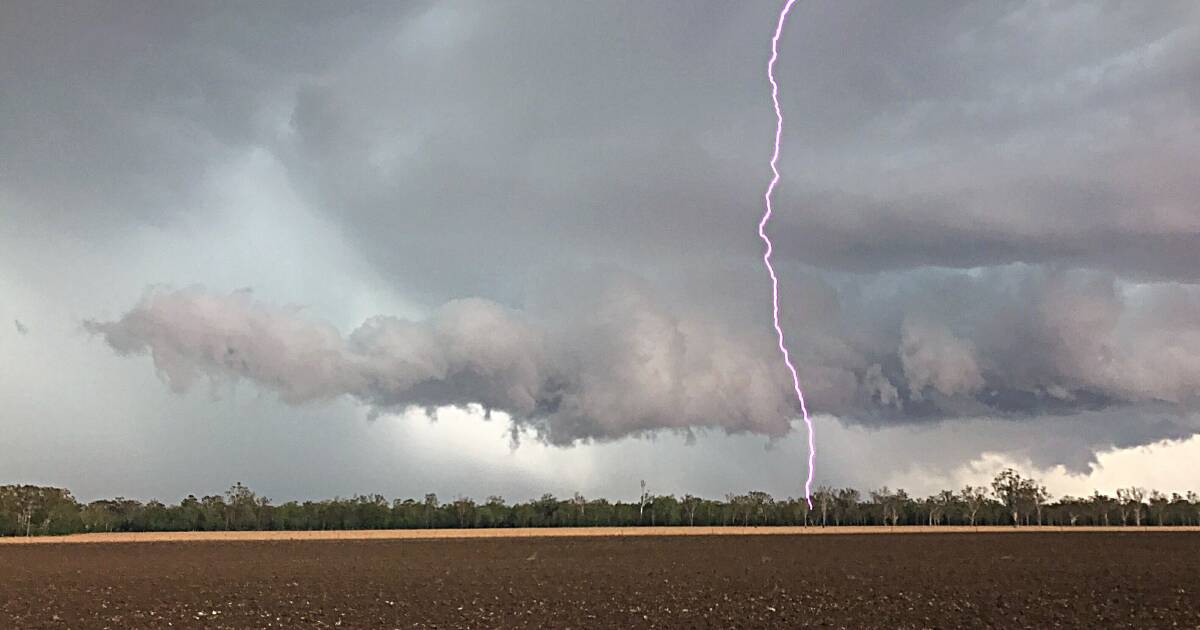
xmin=2 ymin=532 xmax=1197 ymax=628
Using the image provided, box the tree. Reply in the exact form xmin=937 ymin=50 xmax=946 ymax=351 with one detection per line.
xmin=200 ymin=494 xmax=228 ymax=530
xmin=422 ymin=493 xmax=439 ymax=528
xmin=1090 ymin=492 xmax=1113 ymax=526
xmin=1169 ymin=493 xmax=1189 ymax=526
xmin=1031 ymin=484 xmax=1050 ymax=526
xmin=682 ymin=495 xmax=702 ymax=526
xmin=1129 ymin=487 xmax=1146 ymax=526
xmin=991 ymin=469 xmax=1027 ymax=526
xmin=534 ymin=494 xmax=559 ymax=526
xmin=869 ymin=488 xmax=890 ymax=526
xmin=480 ymin=495 xmax=509 ymax=528
xmin=81 ymin=501 xmax=118 ymax=532
xmin=721 ymin=493 xmax=736 ymax=525
xmin=654 ymin=494 xmax=681 ymax=526
xmin=391 ymin=498 xmax=421 ymax=528
xmin=570 ymin=492 xmax=587 ymax=525
xmin=177 ymin=495 xmax=203 ymax=531
xmin=6 ymin=480 xmax=1199 ymax=536
xmin=960 ymin=486 xmax=988 ymax=526
xmin=724 ymin=493 xmax=752 ymax=525
xmin=834 ymin=488 xmax=860 ymax=526
xmin=813 ymin=486 xmax=834 ymax=526
xmin=1 ymin=485 xmax=41 ymax=536
xmin=1117 ymin=487 xmax=1146 ymax=526
xmin=745 ymin=492 xmax=774 ymax=526
xmin=926 ymin=490 xmax=955 ymax=526
xmin=1 ymin=486 xmax=84 ymax=535
xmin=885 ymin=489 xmax=909 ymax=526
xmin=587 ymin=498 xmax=614 ymax=526
xmin=1060 ymin=496 xmax=1082 ymax=526
xmin=452 ymin=496 xmax=476 ymax=528
xmin=638 ymin=480 xmax=651 ymax=525
xmin=786 ymin=496 xmax=811 ymax=526
xmin=869 ymin=487 xmax=906 ymax=526
xmin=1149 ymin=491 xmax=1169 ymax=526
xmin=1114 ymin=490 xmax=1131 ymax=525
xmin=225 ymin=482 xmax=263 ymax=530
xmin=355 ymin=494 xmax=390 ymax=530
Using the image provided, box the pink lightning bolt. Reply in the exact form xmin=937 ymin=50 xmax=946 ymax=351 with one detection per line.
xmin=758 ymin=0 xmax=815 ymax=508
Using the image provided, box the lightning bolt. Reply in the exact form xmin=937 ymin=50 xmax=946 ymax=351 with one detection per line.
xmin=758 ymin=0 xmax=814 ymax=508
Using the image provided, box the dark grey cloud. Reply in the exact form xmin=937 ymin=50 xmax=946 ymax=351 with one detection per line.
xmin=259 ymin=1 xmax=1200 ymax=296
xmin=0 ymin=2 xmax=414 ymax=231
xmin=768 ymin=0 xmax=1200 ymax=279
xmin=7 ymin=1 xmax=1195 ymax=281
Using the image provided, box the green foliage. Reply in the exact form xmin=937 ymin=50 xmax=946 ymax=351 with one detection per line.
xmin=0 ymin=485 xmax=80 ymax=536
xmin=3 ymin=471 xmax=1199 ymax=537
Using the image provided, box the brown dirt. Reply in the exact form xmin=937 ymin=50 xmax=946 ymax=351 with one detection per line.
xmin=4 ymin=525 xmax=1198 ymax=544
xmin=2 ymin=532 xmax=1197 ymax=628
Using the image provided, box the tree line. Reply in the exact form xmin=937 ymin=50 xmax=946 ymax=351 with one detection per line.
xmin=3 ymin=470 xmax=1198 ymax=536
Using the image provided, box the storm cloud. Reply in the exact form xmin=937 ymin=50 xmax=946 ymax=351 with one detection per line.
xmin=4 ymin=1 xmax=1200 ymax=497
xmin=86 ymin=279 xmax=798 ymax=444
xmin=88 ymin=265 xmax=1200 ymax=441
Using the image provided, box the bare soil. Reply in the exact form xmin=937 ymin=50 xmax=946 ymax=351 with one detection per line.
xmin=4 ymin=525 xmax=1198 ymax=544
xmin=2 ymin=532 xmax=1197 ymax=628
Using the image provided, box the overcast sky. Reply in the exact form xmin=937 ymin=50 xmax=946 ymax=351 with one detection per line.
xmin=3 ymin=1 xmax=1199 ymax=503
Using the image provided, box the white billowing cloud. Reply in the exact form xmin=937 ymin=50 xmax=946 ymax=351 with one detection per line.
xmin=87 ymin=264 xmax=1200 ymax=448
xmin=899 ymin=318 xmax=984 ymax=400
xmin=1024 ymin=275 xmax=1200 ymax=407
xmin=889 ymin=434 xmax=1200 ymax=499
xmin=843 ymin=267 xmax=1200 ymax=420
xmin=85 ymin=281 xmax=798 ymax=445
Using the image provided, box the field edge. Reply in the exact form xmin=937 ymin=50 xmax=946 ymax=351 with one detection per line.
xmin=3 ymin=524 xmax=1199 ymax=544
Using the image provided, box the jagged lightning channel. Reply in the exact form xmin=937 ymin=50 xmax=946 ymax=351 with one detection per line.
xmin=758 ymin=0 xmax=814 ymax=508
